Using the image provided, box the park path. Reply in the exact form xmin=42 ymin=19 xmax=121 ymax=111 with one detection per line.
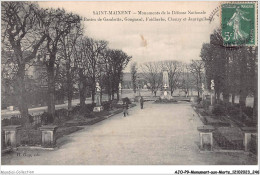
xmin=2 ymin=102 xmax=256 ymax=165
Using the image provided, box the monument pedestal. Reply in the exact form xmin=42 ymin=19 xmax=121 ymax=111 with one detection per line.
xmin=2 ymin=125 xmax=22 ymax=148
xmin=241 ymin=127 xmax=257 ymax=152
xmin=197 ymin=125 xmax=215 ymax=151
xmin=117 ymin=99 xmax=124 ymax=105
xmin=208 ymin=105 xmax=213 ymax=113
xmin=160 ymin=90 xmax=173 ymax=100
xmin=39 ymin=125 xmax=58 ymax=148
xmin=93 ymin=106 xmax=103 ymax=112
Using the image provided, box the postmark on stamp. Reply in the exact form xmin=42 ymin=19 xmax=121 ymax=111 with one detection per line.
xmin=221 ymin=2 xmax=257 ymax=46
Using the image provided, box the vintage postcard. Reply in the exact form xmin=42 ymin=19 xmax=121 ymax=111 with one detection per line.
xmin=1 ymin=0 xmax=259 ymax=174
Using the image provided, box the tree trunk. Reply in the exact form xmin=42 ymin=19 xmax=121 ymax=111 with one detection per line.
xmin=78 ymin=69 xmax=86 ymax=107
xmin=112 ymin=89 xmax=115 ymax=100
xmin=15 ymin=64 xmax=29 ymax=124
xmin=116 ymin=90 xmax=119 ymax=101
xmin=231 ymin=93 xmax=235 ymax=104
xmin=79 ymin=83 xmax=86 ymax=107
xmin=239 ymin=93 xmax=247 ymax=108
xmin=100 ymin=87 xmax=103 ymax=102
xmin=239 ymin=54 xmax=248 ymax=108
xmin=91 ymin=87 xmax=95 ymax=105
xmin=68 ymin=94 xmax=72 ymax=110
xmin=47 ymin=59 xmax=56 ymax=118
xmin=253 ymin=94 xmax=257 ymax=122
xmin=91 ymin=77 xmax=95 ymax=104
xmin=216 ymin=92 xmax=220 ymax=104
xmin=67 ymin=70 xmax=73 ymax=111
xmin=223 ymin=92 xmax=229 ymax=104
xmin=197 ymin=78 xmax=200 ymax=98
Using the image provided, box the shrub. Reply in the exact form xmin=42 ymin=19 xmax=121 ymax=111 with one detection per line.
xmin=9 ymin=116 xmax=27 ymax=126
xmin=102 ymin=101 xmax=112 ymax=111
xmin=71 ymin=105 xmax=81 ymax=115
xmin=243 ymin=106 xmax=253 ymax=118
xmin=54 ymin=109 xmax=70 ymax=125
xmin=20 ymin=129 xmax=41 ymax=146
xmin=202 ymin=99 xmax=211 ymax=109
xmin=111 ymin=100 xmax=122 ymax=109
xmin=212 ymin=104 xmax=226 ymax=116
xmin=41 ymin=112 xmax=54 ymax=125
xmin=79 ymin=104 xmax=95 ymax=114
xmin=122 ymin=97 xmax=132 ymax=104
xmin=2 ymin=118 xmax=10 ymax=126
xmin=28 ymin=114 xmax=34 ymax=124
xmin=226 ymin=105 xmax=240 ymax=117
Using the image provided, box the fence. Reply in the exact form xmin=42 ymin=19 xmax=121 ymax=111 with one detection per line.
xmin=213 ymin=128 xmax=244 ymax=150
xmin=2 ymin=114 xmax=42 ymax=127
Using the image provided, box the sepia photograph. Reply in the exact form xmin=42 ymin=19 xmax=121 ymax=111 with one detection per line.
xmin=0 ymin=0 xmax=259 ymax=174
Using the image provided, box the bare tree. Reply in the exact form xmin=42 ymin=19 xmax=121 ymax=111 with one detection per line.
xmin=189 ymin=60 xmax=204 ymax=98
xmin=2 ymin=2 xmax=46 ymax=122
xmin=43 ymin=8 xmax=81 ymax=117
xmin=141 ymin=62 xmax=162 ymax=96
xmin=110 ymin=50 xmax=132 ymax=100
xmin=74 ymin=36 xmax=88 ymax=107
xmin=59 ymin=25 xmax=83 ymax=110
xmin=130 ymin=62 xmax=138 ymax=93
xmin=82 ymin=38 xmax=108 ymax=104
xmin=100 ymin=49 xmax=113 ymax=101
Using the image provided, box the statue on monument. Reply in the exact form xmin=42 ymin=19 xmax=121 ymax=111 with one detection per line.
xmin=117 ymin=82 xmax=124 ymax=104
xmin=95 ymin=82 xmax=101 ymax=106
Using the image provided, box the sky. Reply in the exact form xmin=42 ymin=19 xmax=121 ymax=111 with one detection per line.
xmin=39 ymin=1 xmax=220 ymax=72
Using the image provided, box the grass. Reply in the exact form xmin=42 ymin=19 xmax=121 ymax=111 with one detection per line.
xmin=56 ymin=126 xmax=83 ymax=140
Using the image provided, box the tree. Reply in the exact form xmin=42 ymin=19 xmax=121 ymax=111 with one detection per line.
xmin=2 ymin=2 xmax=46 ymax=122
xmin=74 ymin=36 xmax=89 ymax=107
xmin=141 ymin=62 xmax=162 ymax=96
xmin=189 ymin=60 xmax=204 ymax=98
xmin=179 ymin=63 xmax=191 ymax=97
xmin=59 ymin=24 xmax=82 ymax=110
xmin=201 ymin=30 xmax=229 ymax=103
xmin=99 ymin=49 xmax=113 ymax=101
xmin=43 ymin=8 xmax=81 ymax=117
xmin=110 ymin=50 xmax=131 ymax=100
xmin=130 ymin=62 xmax=138 ymax=93
xmin=201 ymin=29 xmax=258 ymax=117
xmin=81 ymin=38 xmax=108 ymax=104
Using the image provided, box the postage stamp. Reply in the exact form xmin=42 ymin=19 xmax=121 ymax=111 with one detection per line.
xmin=221 ymin=2 xmax=257 ymax=46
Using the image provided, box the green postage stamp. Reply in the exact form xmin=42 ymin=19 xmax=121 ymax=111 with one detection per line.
xmin=221 ymin=2 xmax=257 ymax=46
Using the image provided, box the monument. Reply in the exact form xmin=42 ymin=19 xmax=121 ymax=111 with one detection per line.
xmin=160 ymin=69 xmax=173 ymax=100
xmin=117 ymin=83 xmax=124 ymax=105
xmin=93 ymin=82 xmax=103 ymax=112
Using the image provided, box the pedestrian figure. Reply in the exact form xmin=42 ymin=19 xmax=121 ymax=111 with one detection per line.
xmin=123 ymin=101 xmax=129 ymax=117
xmin=140 ymin=96 xmax=144 ymax=109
